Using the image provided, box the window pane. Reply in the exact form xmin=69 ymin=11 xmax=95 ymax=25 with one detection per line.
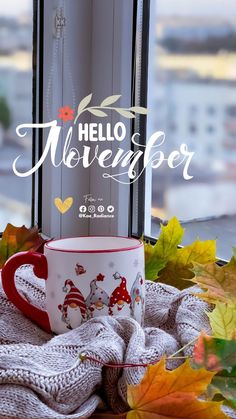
xmin=0 ymin=0 xmax=32 ymax=230
xmin=147 ymin=0 xmax=236 ymax=227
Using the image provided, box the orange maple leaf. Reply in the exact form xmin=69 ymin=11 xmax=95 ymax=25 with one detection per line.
xmin=126 ymin=358 xmax=228 ymax=419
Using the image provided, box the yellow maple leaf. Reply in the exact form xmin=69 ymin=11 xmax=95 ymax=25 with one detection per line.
xmin=144 ymin=217 xmax=184 ymax=280
xmin=207 ymin=302 xmax=236 ymax=340
xmin=191 ymin=260 xmax=236 ymax=305
xmin=127 ymin=358 xmax=227 ymax=419
xmin=158 ymin=239 xmax=217 ymax=290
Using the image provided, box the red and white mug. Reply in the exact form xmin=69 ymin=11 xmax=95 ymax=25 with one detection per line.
xmin=1 ymin=236 xmax=145 ymax=334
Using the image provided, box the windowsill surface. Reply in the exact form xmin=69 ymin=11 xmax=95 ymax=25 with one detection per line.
xmin=151 ymin=215 xmax=236 ymax=262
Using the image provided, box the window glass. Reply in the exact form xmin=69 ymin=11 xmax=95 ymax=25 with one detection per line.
xmin=147 ymin=0 xmax=236 ymax=226
xmin=0 ymin=0 xmax=32 ymax=230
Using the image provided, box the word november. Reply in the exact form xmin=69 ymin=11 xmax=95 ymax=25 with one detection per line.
xmin=13 ymin=121 xmax=194 ymax=184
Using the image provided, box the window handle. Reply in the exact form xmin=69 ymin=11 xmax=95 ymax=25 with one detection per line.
xmin=54 ymin=7 xmax=66 ymax=39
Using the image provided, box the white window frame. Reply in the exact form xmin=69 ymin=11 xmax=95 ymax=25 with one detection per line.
xmin=34 ymin=0 xmax=134 ymax=238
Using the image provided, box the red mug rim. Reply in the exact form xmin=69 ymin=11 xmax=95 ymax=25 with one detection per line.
xmin=44 ymin=235 xmax=143 ymax=254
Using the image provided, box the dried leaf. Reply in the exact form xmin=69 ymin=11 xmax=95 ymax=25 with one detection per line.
xmin=88 ymin=108 xmax=108 ymax=117
xmin=191 ymin=259 xmax=236 ymax=305
xmin=77 ymin=93 xmax=92 ymax=112
xmin=129 ymin=106 xmax=148 ymax=114
xmin=0 ymin=224 xmax=47 ymax=268
xmin=127 ymin=358 xmax=227 ymax=419
xmin=207 ymin=303 xmax=236 ymax=340
xmin=116 ymin=109 xmax=135 ymax=119
xmin=100 ymin=94 xmax=121 ymax=107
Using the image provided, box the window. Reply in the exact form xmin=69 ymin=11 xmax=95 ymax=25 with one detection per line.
xmin=133 ymin=0 xmax=236 ymax=261
xmin=0 ymin=0 xmax=33 ymax=230
xmin=36 ymin=0 xmax=133 ymax=238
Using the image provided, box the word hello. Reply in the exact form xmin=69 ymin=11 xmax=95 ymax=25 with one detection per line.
xmin=13 ymin=121 xmax=194 ymax=184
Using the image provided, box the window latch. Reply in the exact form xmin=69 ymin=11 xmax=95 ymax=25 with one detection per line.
xmin=54 ymin=7 xmax=66 ymax=39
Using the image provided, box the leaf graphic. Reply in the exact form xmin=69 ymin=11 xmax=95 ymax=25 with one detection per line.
xmin=0 ymin=224 xmax=47 ymax=268
xmin=116 ymin=109 xmax=135 ymax=119
xmin=77 ymin=93 xmax=92 ymax=112
xmin=127 ymin=358 xmax=227 ymax=419
xmin=207 ymin=303 xmax=236 ymax=340
xmin=158 ymin=239 xmax=217 ymax=289
xmin=129 ymin=106 xmax=148 ymax=114
xmin=88 ymin=109 xmax=108 ymax=117
xmin=191 ymin=259 xmax=236 ymax=305
xmin=100 ymin=94 xmax=121 ymax=107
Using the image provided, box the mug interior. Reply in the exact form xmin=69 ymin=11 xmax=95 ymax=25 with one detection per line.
xmin=45 ymin=236 xmax=143 ymax=253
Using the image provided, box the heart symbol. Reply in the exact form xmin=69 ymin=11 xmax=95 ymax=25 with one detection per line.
xmin=54 ymin=197 xmax=73 ymax=214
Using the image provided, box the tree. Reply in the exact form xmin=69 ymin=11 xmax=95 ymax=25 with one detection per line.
xmin=0 ymin=97 xmax=11 ymax=130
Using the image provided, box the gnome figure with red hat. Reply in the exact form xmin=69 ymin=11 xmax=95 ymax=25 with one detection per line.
xmin=58 ymin=279 xmax=86 ymax=329
xmin=109 ymin=272 xmax=131 ymax=316
xmin=130 ymin=272 xmax=145 ymax=324
xmin=85 ymin=273 xmax=109 ymax=319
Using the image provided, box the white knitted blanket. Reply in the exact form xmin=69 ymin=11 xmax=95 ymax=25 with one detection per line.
xmin=0 ymin=265 xmax=233 ymax=419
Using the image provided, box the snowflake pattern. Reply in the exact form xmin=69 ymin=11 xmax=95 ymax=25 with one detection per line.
xmin=50 ymin=291 xmax=55 ymax=298
xmin=133 ymin=259 xmax=139 ymax=268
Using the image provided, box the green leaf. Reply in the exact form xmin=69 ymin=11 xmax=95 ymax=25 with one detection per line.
xmin=100 ymin=95 xmax=121 ymax=107
xmin=194 ymin=334 xmax=236 ymax=371
xmin=88 ymin=109 xmax=108 ymax=117
xmin=115 ymin=109 xmax=135 ymax=119
xmin=77 ymin=93 xmax=92 ymax=112
xmin=129 ymin=106 xmax=148 ymax=114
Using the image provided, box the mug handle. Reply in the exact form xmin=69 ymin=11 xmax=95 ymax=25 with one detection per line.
xmin=1 ymin=251 xmax=51 ymax=333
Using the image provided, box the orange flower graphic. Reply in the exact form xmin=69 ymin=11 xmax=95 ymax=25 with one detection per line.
xmin=58 ymin=105 xmax=74 ymax=122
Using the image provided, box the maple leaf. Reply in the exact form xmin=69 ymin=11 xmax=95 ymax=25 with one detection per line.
xmin=191 ymin=259 xmax=236 ymax=305
xmin=126 ymin=358 xmax=227 ymax=419
xmin=144 ymin=217 xmax=184 ymax=280
xmin=158 ymin=239 xmax=217 ymax=290
xmin=193 ymin=334 xmax=236 ymax=409
xmin=0 ymin=224 xmax=47 ymax=268
xmin=207 ymin=302 xmax=236 ymax=340
xmin=194 ymin=334 xmax=236 ymax=371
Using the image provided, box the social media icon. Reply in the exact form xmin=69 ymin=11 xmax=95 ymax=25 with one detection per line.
xmin=79 ymin=205 xmax=86 ymax=213
xmin=98 ymin=205 xmax=105 ymax=213
xmin=88 ymin=205 xmax=96 ymax=213
xmin=107 ymin=205 xmax=114 ymax=213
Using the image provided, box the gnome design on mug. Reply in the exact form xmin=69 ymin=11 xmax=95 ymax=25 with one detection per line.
xmin=109 ymin=272 xmax=131 ymax=316
xmin=58 ymin=279 xmax=86 ymax=329
xmin=130 ymin=272 xmax=145 ymax=324
xmin=85 ymin=273 xmax=109 ymax=319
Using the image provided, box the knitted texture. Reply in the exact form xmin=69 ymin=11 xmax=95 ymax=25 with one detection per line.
xmin=0 ymin=266 xmax=233 ymax=419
